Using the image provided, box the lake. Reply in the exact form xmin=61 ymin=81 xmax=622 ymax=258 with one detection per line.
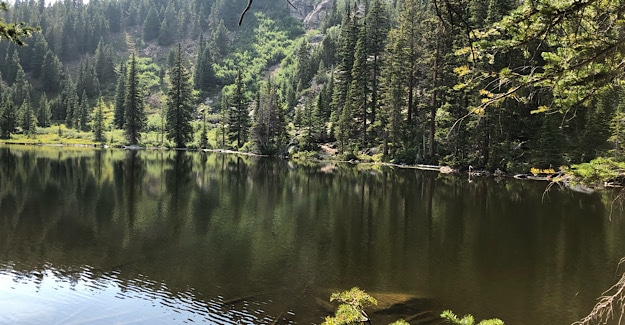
xmin=0 ymin=145 xmax=623 ymax=325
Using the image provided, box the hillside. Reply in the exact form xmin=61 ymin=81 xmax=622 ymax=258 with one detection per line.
xmin=0 ymin=0 xmax=624 ymax=173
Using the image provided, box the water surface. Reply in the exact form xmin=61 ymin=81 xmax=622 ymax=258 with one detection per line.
xmin=0 ymin=146 xmax=624 ymax=324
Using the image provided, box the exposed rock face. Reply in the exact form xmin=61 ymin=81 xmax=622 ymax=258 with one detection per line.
xmin=289 ymin=0 xmax=315 ymax=22
xmin=290 ymin=0 xmax=333 ymax=30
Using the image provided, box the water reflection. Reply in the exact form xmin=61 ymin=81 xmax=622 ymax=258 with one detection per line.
xmin=0 ymin=145 xmax=624 ymax=324
xmin=0 ymin=262 xmax=274 ymax=324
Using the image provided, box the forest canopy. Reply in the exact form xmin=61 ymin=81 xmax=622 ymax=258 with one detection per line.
xmin=0 ymin=0 xmax=624 ymax=172
xmin=465 ymin=0 xmax=625 ymax=113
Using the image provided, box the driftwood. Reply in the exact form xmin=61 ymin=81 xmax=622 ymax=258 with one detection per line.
xmin=222 ymin=289 xmax=281 ymax=305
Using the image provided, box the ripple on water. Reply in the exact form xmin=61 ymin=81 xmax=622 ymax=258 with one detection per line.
xmin=0 ymin=263 xmax=279 ymax=324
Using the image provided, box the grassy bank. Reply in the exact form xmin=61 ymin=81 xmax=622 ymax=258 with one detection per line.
xmin=1 ymin=122 xmax=221 ymax=149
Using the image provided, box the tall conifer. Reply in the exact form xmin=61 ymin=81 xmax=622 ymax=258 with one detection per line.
xmin=166 ymin=44 xmax=194 ymax=148
xmin=123 ymin=54 xmax=146 ymax=145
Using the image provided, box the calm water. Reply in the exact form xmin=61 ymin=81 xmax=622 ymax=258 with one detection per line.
xmin=0 ymin=145 xmax=624 ymax=325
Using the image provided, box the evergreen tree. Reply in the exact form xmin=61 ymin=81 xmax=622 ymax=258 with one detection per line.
xmin=123 ymin=53 xmax=146 ymax=145
xmin=199 ymin=109 xmax=208 ymax=149
xmin=166 ymin=44 xmax=195 ymax=148
xmin=534 ymin=113 xmax=565 ymax=167
xmin=76 ymin=59 xmax=100 ymax=99
xmin=11 ymin=64 xmax=32 ymax=107
xmin=218 ymin=91 xmax=229 ymax=148
xmin=396 ymin=0 xmax=422 ymax=125
xmin=228 ymin=69 xmax=249 ymax=149
xmin=252 ymin=78 xmax=286 ymax=155
xmin=193 ymin=35 xmax=215 ymax=94
xmin=295 ymin=40 xmax=313 ymax=89
xmin=346 ymin=21 xmax=368 ymax=148
xmin=365 ymin=0 xmax=390 ymax=125
xmin=20 ymin=97 xmax=36 ymax=136
xmin=337 ymin=91 xmax=355 ymax=154
xmin=143 ymin=8 xmax=160 ymax=42
xmin=331 ymin=6 xmax=358 ymax=126
xmin=106 ymin=1 xmax=122 ymax=33
xmin=113 ymin=62 xmax=126 ymax=129
xmin=94 ymin=38 xmax=116 ymax=85
xmin=40 ymin=50 xmax=62 ymax=93
xmin=30 ymin=33 xmax=48 ymax=79
xmin=77 ymin=90 xmax=89 ymax=132
xmin=158 ymin=17 xmax=174 ymax=46
xmin=317 ymin=72 xmax=334 ymax=120
xmin=578 ymin=90 xmax=613 ymax=161
xmin=380 ymin=29 xmax=407 ymax=158
xmin=36 ymin=93 xmax=51 ymax=127
xmin=0 ymin=95 xmax=16 ymax=139
xmin=92 ymin=97 xmax=106 ymax=142
xmin=193 ymin=33 xmax=206 ymax=89
xmin=610 ymin=91 xmax=625 ymax=159
xmin=301 ymin=96 xmax=323 ymax=147
xmin=209 ymin=19 xmax=229 ymax=61
xmin=4 ymin=49 xmax=20 ymax=85
xmin=65 ymin=91 xmax=78 ymax=128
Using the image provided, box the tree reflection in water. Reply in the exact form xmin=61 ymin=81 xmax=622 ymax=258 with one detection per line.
xmin=0 ymin=145 xmax=623 ymax=324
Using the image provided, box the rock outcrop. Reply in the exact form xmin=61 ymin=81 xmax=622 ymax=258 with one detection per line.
xmin=289 ymin=0 xmax=333 ymax=30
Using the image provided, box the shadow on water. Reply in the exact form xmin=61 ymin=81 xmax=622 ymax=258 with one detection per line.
xmin=0 ymin=146 xmax=625 ymax=324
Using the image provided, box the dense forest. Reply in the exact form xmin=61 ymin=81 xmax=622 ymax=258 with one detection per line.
xmin=0 ymin=0 xmax=623 ymax=172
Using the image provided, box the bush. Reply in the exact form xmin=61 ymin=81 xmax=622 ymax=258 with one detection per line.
xmin=440 ymin=310 xmax=504 ymax=325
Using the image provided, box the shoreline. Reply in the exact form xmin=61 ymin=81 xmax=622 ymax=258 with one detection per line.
xmin=0 ymin=141 xmax=607 ymax=193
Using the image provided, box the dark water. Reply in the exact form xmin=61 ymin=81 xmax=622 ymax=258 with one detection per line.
xmin=0 ymin=145 xmax=624 ymax=325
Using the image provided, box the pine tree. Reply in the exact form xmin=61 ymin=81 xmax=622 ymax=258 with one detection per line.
xmin=20 ymin=97 xmax=36 ymax=136
xmin=113 ymin=62 xmax=126 ymax=129
xmin=94 ymin=39 xmax=116 ymax=85
xmin=193 ymin=35 xmax=215 ymax=94
xmin=610 ymin=91 xmax=625 ymax=159
xmin=36 ymin=93 xmax=51 ymax=127
xmin=5 ymin=49 xmax=20 ymax=84
xmin=193 ymin=33 xmax=206 ymax=90
xmin=31 ymin=33 xmax=48 ymax=79
xmin=396 ymin=0 xmax=422 ymax=125
xmin=40 ymin=50 xmax=62 ymax=93
xmin=295 ymin=40 xmax=313 ymax=89
xmin=158 ymin=18 xmax=174 ymax=46
xmin=346 ymin=21 xmax=368 ymax=148
xmin=12 ymin=64 xmax=32 ymax=107
xmin=209 ymin=19 xmax=229 ymax=62
xmin=124 ymin=54 xmax=146 ymax=145
xmin=143 ymin=8 xmax=160 ymax=42
xmin=228 ymin=69 xmax=249 ymax=149
xmin=92 ymin=97 xmax=106 ymax=142
xmin=76 ymin=59 xmax=100 ymax=99
xmin=252 ymin=78 xmax=286 ymax=155
xmin=77 ymin=90 xmax=89 ymax=132
xmin=0 ymin=95 xmax=16 ymax=139
xmin=200 ymin=109 xmax=209 ymax=149
xmin=166 ymin=44 xmax=195 ymax=148
xmin=380 ymin=29 xmax=407 ymax=158
xmin=365 ymin=0 xmax=390 ymax=125
xmin=337 ymin=92 xmax=355 ymax=154
xmin=218 ymin=91 xmax=229 ymax=149
xmin=578 ymin=89 xmax=613 ymax=161
xmin=301 ymin=96 xmax=323 ymax=148
xmin=331 ymin=6 xmax=358 ymax=126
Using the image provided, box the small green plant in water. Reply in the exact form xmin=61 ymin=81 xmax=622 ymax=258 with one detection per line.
xmin=322 ymin=287 xmax=376 ymax=325
xmin=322 ymin=287 xmax=410 ymax=325
xmin=441 ymin=310 xmax=504 ymax=325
